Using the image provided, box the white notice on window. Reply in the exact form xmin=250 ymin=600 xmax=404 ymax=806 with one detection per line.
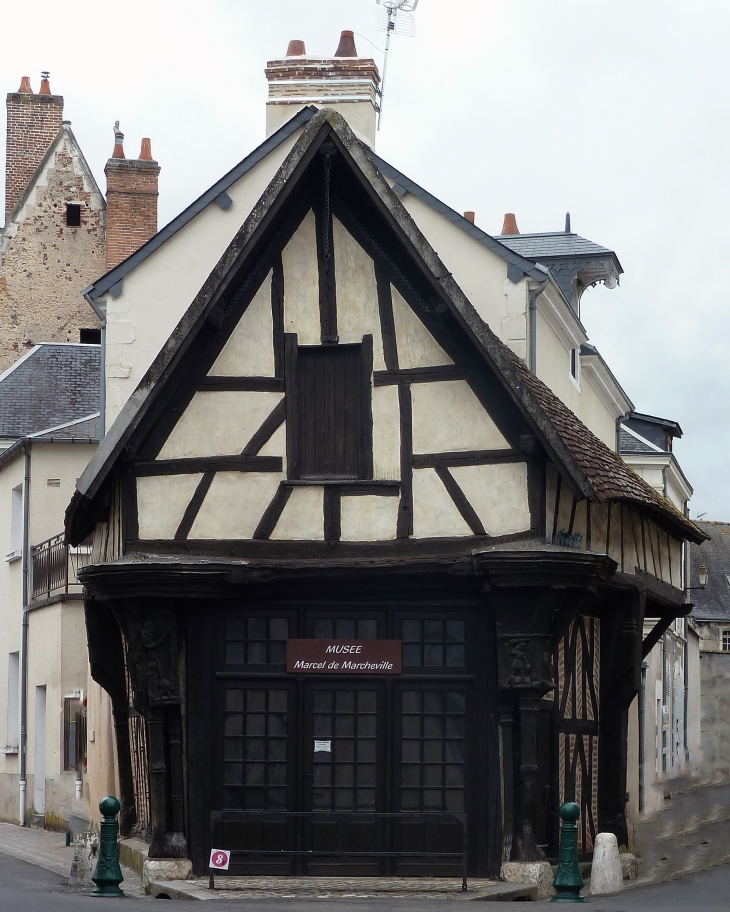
xmin=314 ymin=740 xmax=332 ymax=752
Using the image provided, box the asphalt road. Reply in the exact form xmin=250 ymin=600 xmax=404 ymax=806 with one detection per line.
xmin=3 ymin=849 xmax=730 ymax=909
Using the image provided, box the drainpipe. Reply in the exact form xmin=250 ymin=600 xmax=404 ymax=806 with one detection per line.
xmin=19 ymin=443 xmax=31 ymax=827
xmin=84 ymin=292 xmax=106 ymax=440
xmin=528 ymin=278 xmax=549 ymax=374
xmin=683 ymin=499 xmax=690 ymax=762
xmin=639 ymin=660 xmax=648 ymax=813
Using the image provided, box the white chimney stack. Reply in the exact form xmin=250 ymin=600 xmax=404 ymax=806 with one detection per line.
xmin=265 ymin=31 xmax=381 ymax=148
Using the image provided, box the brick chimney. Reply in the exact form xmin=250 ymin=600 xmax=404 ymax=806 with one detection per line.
xmin=104 ymin=125 xmax=160 ymax=270
xmin=265 ymin=31 xmax=380 ymax=147
xmin=5 ymin=72 xmax=64 ymax=220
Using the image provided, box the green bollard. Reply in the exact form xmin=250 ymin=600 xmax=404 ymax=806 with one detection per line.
xmin=91 ymin=796 xmax=125 ymax=898
xmin=551 ymin=801 xmax=585 ymax=903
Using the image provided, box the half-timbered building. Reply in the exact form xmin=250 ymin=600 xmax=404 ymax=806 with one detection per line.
xmin=66 ymin=109 xmax=706 ymax=878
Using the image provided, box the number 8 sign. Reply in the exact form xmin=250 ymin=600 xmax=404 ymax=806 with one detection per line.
xmin=209 ymin=849 xmax=230 ymax=870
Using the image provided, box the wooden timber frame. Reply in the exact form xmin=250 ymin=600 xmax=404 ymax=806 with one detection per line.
xmin=69 ymin=111 xmax=705 ymax=877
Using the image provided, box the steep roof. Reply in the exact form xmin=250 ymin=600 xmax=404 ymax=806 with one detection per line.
xmin=0 ymin=343 xmax=100 ymax=438
xmin=691 ymin=521 xmax=730 ymax=621
xmin=497 ymin=232 xmax=616 ymax=261
xmin=66 ymin=110 xmax=705 ymax=547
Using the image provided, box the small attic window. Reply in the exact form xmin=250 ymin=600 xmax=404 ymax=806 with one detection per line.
xmin=66 ymin=204 xmax=81 ymax=227
xmin=79 ymin=328 xmax=101 ymax=345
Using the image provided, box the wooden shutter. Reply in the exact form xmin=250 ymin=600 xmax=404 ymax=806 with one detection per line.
xmin=295 ymin=344 xmax=368 ymax=479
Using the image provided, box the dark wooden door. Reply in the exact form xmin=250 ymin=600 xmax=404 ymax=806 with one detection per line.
xmin=392 ymin=683 xmax=469 ymax=875
xmin=214 ymin=679 xmax=298 ymax=873
xmin=302 ymin=680 xmax=386 ymax=874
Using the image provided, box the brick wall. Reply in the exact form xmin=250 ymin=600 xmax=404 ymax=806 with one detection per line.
xmin=5 ymin=91 xmax=64 ymax=219
xmin=105 ymin=158 xmax=160 ymax=270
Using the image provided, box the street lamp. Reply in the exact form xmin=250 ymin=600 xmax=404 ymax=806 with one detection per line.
xmin=686 ymin=564 xmax=708 ymax=592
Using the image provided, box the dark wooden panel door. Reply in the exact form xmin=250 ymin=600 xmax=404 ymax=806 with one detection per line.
xmin=303 ymin=681 xmax=386 ymax=874
xmin=393 ymin=684 xmax=469 ymax=875
xmin=213 ymin=679 xmax=298 ymax=873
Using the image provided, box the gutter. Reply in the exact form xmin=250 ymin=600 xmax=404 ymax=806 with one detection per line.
xmin=528 ymin=278 xmax=549 ymax=373
xmin=639 ymin=660 xmax=647 ymax=813
xmin=84 ymin=293 xmax=106 ymax=440
xmin=19 ymin=444 xmax=31 ymax=826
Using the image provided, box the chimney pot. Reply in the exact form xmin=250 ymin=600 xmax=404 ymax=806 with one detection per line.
xmin=18 ymin=76 xmax=33 ymax=94
xmin=464 ymin=211 xmax=475 ymax=224
xmin=112 ymin=121 xmax=125 ymax=159
xmin=334 ymin=30 xmax=358 ymax=57
xmin=286 ymin=39 xmax=306 ymax=56
xmin=501 ymin=213 xmax=520 ymax=235
xmin=139 ymin=138 xmax=153 ymax=160
xmin=39 ymin=72 xmax=51 ymax=95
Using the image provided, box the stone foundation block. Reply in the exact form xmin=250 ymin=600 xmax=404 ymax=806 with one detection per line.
xmin=501 ymin=860 xmax=554 ymax=900
xmin=142 ymin=858 xmax=193 ymax=889
xmin=620 ymin=852 xmax=638 ymax=880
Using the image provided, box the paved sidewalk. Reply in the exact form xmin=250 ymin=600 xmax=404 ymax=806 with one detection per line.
xmin=148 ymin=875 xmax=537 ymax=902
xmin=0 ymin=822 xmax=145 ymax=896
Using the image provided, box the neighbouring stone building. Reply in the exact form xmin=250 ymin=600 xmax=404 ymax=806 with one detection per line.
xmin=0 ymin=73 xmax=161 ymax=829
xmin=0 ymin=73 xmax=160 ymax=372
xmin=690 ymin=521 xmax=730 ymax=781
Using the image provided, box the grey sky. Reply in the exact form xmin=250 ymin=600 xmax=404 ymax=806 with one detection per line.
xmin=1 ymin=1 xmax=727 ymax=519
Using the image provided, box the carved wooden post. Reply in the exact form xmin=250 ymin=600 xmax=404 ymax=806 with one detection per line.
xmin=497 ymin=634 xmax=555 ymax=861
xmin=598 ymin=587 xmax=644 ymax=847
xmin=126 ymin=601 xmax=188 ymax=858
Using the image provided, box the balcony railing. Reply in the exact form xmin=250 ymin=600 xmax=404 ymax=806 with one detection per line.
xmin=31 ymin=533 xmax=92 ymax=600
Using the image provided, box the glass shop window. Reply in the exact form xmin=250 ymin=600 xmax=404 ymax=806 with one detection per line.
xmin=313 ymin=618 xmax=378 ymax=639
xmin=225 ymin=617 xmax=289 ymax=666
xmin=401 ymin=619 xmax=466 ymax=668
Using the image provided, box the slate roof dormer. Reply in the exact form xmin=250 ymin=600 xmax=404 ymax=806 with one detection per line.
xmin=66 ymin=109 xmax=705 ymax=548
xmin=497 ymin=230 xmax=623 ymax=317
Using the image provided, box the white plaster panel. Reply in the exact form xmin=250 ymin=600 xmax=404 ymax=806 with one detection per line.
xmin=332 ymin=218 xmax=386 ymax=370
xmin=209 ymin=272 xmax=275 ymax=376
xmin=259 ymin=422 xmax=287 ymax=460
xmin=158 ymin=391 xmax=284 ymax=459
xmin=450 ymin=463 xmax=530 ymax=536
xmin=137 ymin=475 xmax=202 ymax=540
xmin=271 ymin=486 xmax=324 ymax=540
xmin=340 ymin=495 xmax=399 ymax=541
xmin=372 ymin=385 xmax=400 ymax=480
xmin=391 ymin=286 xmax=453 ymax=368
xmin=188 ymin=472 xmax=284 ymax=539
xmin=282 ymin=210 xmax=320 ymax=344
xmin=411 ymin=381 xmax=510 ymax=454
xmin=103 ymin=131 xmax=300 ymax=432
xmin=412 ymin=468 xmax=471 ymax=538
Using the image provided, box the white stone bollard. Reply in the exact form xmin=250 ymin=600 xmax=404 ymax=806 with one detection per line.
xmin=589 ymin=832 xmax=624 ymax=895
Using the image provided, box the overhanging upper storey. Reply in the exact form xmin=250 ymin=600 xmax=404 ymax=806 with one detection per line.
xmin=497 ymin=231 xmax=623 ymax=318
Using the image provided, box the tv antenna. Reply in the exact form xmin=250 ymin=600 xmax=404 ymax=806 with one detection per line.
xmin=376 ymin=0 xmax=419 ymax=130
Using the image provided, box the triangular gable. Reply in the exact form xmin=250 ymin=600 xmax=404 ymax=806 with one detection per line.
xmin=6 ymin=125 xmax=104 ymax=225
xmin=66 ymin=110 xmax=704 ymax=547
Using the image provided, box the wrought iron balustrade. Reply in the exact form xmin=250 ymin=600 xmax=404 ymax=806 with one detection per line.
xmin=31 ymin=533 xmax=92 ymax=600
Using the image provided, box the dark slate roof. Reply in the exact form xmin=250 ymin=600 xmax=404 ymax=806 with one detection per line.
xmin=496 ymin=232 xmax=615 ymax=260
xmin=0 ymin=344 xmax=100 ymax=438
xmin=691 ymin=522 xmax=730 ymax=621
xmin=619 ymin=426 xmax=659 ymax=456
xmin=31 ymin=414 xmax=99 ymax=441
xmin=67 ymin=110 xmax=705 ymax=548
